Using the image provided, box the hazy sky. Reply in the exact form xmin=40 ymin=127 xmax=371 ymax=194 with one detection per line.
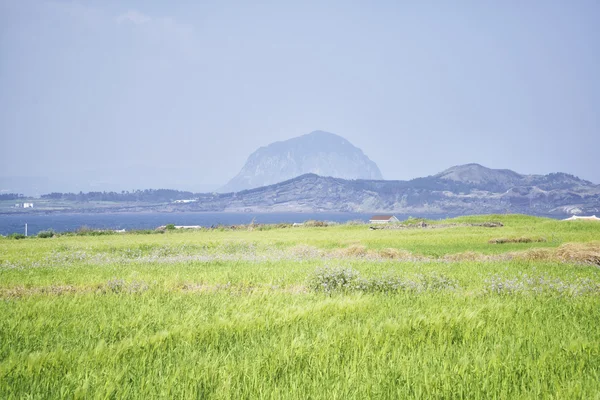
xmin=1 ymin=0 xmax=599 ymax=193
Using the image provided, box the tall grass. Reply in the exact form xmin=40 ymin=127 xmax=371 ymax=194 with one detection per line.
xmin=1 ymin=214 xmax=599 ymax=398
xmin=1 ymin=293 xmax=599 ymax=398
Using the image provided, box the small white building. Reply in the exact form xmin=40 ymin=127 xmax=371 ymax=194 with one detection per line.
xmin=563 ymin=215 xmax=600 ymax=221
xmin=369 ymin=215 xmax=400 ymax=224
xmin=23 ymin=203 xmax=33 ymax=208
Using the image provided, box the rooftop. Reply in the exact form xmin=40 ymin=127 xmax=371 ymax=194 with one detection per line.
xmin=369 ymin=215 xmax=396 ymax=220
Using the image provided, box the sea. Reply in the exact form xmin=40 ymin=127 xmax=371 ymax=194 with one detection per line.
xmin=0 ymin=212 xmax=463 ymax=236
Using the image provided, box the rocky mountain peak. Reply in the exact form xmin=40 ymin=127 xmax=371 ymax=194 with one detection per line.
xmin=220 ymin=131 xmax=383 ymax=193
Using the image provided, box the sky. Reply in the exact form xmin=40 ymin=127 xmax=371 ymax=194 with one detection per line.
xmin=1 ymin=0 xmax=599 ymax=194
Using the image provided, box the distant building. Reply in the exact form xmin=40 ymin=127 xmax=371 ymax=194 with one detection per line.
xmin=369 ymin=215 xmax=400 ymax=224
xmin=563 ymin=215 xmax=600 ymax=221
xmin=23 ymin=203 xmax=33 ymax=208
xmin=173 ymin=199 xmax=197 ymax=204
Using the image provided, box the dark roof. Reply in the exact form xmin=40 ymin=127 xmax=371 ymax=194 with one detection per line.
xmin=369 ymin=215 xmax=395 ymax=220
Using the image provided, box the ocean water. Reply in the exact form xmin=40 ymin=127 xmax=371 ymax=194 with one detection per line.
xmin=0 ymin=212 xmax=459 ymax=236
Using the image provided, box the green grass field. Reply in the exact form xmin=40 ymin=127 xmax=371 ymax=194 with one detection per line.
xmin=1 ymin=214 xmax=599 ymax=398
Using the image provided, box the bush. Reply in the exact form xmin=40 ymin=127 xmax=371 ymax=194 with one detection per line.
xmin=307 ymin=267 xmax=459 ymax=294
xmin=304 ymin=220 xmax=328 ymax=227
xmin=37 ymin=229 xmax=55 ymax=238
xmin=77 ymin=225 xmax=92 ymax=233
xmin=128 ymin=229 xmax=164 ymax=235
xmin=404 ymin=217 xmax=427 ymax=225
xmin=165 ymin=224 xmax=176 ymax=230
xmin=419 ymin=274 xmax=459 ymax=290
xmin=106 ymin=278 xmax=126 ymax=293
xmin=8 ymin=233 xmax=26 ymax=240
xmin=364 ymin=274 xmax=410 ymax=293
xmin=72 ymin=226 xmax=116 ymax=236
xmin=82 ymin=230 xmax=115 ymax=236
xmin=307 ymin=266 xmax=359 ymax=293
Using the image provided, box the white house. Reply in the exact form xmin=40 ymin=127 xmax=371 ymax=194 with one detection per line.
xmin=369 ymin=215 xmax=400 ymax=224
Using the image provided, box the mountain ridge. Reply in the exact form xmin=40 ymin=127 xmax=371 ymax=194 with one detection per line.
xmin=194 ymin=164 xmax=600 ymax=215
xmin=6 ymin=164 xmax=598 ymax=217
xmin=435 ymin=163 xmax=592 ymax=190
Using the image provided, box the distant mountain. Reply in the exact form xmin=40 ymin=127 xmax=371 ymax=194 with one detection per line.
xmin=435 ymin=163 xmax=591 ymax=192
xmin=435 ymin=163 xmax=524 ymax=191
xmin=186 ymin=164 xmax=599 ymax=215
xmin=220 ymin=131 xmax=383 ymax=192
xmin=11 ymin=164 xmax=599 ymax=217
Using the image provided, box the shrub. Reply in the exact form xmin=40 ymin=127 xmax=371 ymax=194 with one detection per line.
xmin=165 ymin=224 xmax=176 ymax=230
xmin=86 ymin=230 xmax=115 ymax=236
xmin=37 ymin=229 xmax=55 ymax=238
xmin=485 ymin=274 xmax=600 ymax=296
xmin=8 ymin=233 xmax=26 ymax=240
xmin=77 ymin=225 xmax=92 ymax=233
xmin=403 ymin=217 xmax=427 ymax=225
xmin=365 ymin=274 xmax=412 ymax=293
xmin=307 ymin=266 xmax=359 ymax=293
xmin=419 ymin=274 xmax=459 ymax=291
xmin=73 ymin=226 xmax=115 ymax=236
xmin=304 ymin=220 xmax=328 ymax=227
xmin=106 ymin=278 xmax=126 ymax=293
xmin=128 ymin=229 xmax=164 ymax=235
xmin=307 ymin=267 xmax=459 ymax=294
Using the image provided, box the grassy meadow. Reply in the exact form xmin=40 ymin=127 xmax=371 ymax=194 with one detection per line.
xmin=1 ymin=214 xmax=599 ymax=398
